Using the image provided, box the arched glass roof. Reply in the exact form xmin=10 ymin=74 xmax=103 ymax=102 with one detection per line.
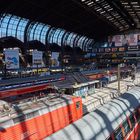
xmin=77 ymin=36 xmax=86 ymax=49
xmin=70 ymin=34 xmax=77 ymax=48
xmin=0 ymin=13 xmax=94 ymax=51
xmin=27 ymin=22 xmax=50 ymax=44
xmin=0 ymin=14 xmax=29 ymax=42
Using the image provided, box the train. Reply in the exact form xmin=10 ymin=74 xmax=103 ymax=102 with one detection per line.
xmin=45 ymin=86 xmax=140 ymax=140
xmin=0 ymin=76 xmax=65 ymax=99
xmin=0 ymin=86 xmax=83 ymax=140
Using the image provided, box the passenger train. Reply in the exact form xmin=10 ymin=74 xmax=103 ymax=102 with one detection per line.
xmin=0 ymin=76 xmax=65 ymax=99
xmin=45 ymin=87 xmax=140 ymax=140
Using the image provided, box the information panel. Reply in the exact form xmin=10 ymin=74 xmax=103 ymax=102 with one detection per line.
xmin=5 ymin=49 xmax=19 ymax=69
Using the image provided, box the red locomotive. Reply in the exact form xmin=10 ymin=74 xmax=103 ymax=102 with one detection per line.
xmin=0 ymin=86 xmax=83 ymax=140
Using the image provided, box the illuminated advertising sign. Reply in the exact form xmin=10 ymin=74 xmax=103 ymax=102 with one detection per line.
xmin=114 ymin=35 xmax=123 ymax=46
xmin=32 ymin=51 xmax=43 ymax=68
xmin=5 ymin=49 xmax=19 ymax=69
xmin=127 ymin=34 xmax=138 ymax=46
xmin=51 ymin=52 xmax=60 ymax=67
xmin=112 ymin=48 xmax=118 ymax=52
xmin=119 ymin=47 xmax=125 ymax=52
xmin=105 ymin=48 xmax=111 ymax=52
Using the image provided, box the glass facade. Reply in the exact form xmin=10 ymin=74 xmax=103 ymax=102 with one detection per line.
xmin=0 ymin=13 xmax=94 ymax=50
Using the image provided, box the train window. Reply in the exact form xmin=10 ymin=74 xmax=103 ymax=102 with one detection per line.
xmin=122 ymin=121 xmax=131 ymax=136
xmin=13 ymin=115 xmax=26 ymax=124
xmin=129 ymin=115 xmax=135 ymax=129
xmin=0 ymin=120 xmax=13 ymax=128
xmin=26 ymin=111 xmax=39 ymax=120
xmin=114 ymin=127 xmax=123 ymax=140
xmin=76 ymin=101 xmax=80 ymax=109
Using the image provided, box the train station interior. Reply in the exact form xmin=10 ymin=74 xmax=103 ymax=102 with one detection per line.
xmin=1 ymin=0 xmax=140 ymax=140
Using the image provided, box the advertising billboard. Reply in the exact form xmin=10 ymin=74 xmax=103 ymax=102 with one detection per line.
xmin=113 ymin=35 xmax=123 ymax=46
xmin=109 ymin=33 xmax=140 ymax=47
xmin=51 ymin=52 xmax=60 ymax=67
xmin=119 ymin=47 xmax=125 ymax=52
xmin=127 ymin=34 xmax=138 ymax=46
xmin=5 ymin=49 xmax=19 ymax=69
xmin=112 ymin=48 xmax=118 ymax=52
xmin=32 ymin=51 xmax=43 ymax=68
xmin=105 ymin=48 xmax=111 ymax=52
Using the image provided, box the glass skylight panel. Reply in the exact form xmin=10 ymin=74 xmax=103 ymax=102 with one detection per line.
xmin=0 ymin=14 xmax=29 ymax=41
xmin=129 ymin=11 xmax=135 ymax=14
xmin=70 ymin=34 xmax=77 ymax=47
xmin=131 ymin=2 xmax=138 ymax=5
xmin=124 ymin=5 xmax=131 ymax=8
xmin=133 ymin=5 xmax=140 ymax=8
xmin=100 ymin=11 xmax=105 ymax=14
xmin=87 ymin=1 xmax=94 ymax=6
xmin=107 ymin=8 xmax=113 ymax=11
xmin=85 ymin=0 xmax=91 ymax=4
xmin=122 ymin=2 xmax=128 ymax=5
xmin=96 ymin=8 xmax=102 ymax=12
xmin=108 ymin=18 xmax=114 ymax=21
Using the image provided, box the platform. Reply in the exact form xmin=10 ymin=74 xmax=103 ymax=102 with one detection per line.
xmin=82 ymin=74 xmax=140 ymax=114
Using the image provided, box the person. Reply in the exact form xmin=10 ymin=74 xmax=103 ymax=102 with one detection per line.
xmin=131 ymin=64 xmax=136 ymax=82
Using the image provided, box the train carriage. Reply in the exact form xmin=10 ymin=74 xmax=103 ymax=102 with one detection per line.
xmin=0 ymin=86 xmax=82 ymax=140
xmin=45 ymin=87 xmax=140 ymax=140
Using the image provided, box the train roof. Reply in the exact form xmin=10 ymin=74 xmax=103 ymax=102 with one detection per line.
xmin=0 ymin=93 xmax=73 ymax=124
xmin=45 ymin=86 xmax=140 ymax=140
xmin=54 ymin=80 xmax=99 ymax=89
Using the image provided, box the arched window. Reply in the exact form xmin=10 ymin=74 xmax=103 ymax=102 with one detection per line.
xmin=0 ymin=13 xmax=29 ymax=41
